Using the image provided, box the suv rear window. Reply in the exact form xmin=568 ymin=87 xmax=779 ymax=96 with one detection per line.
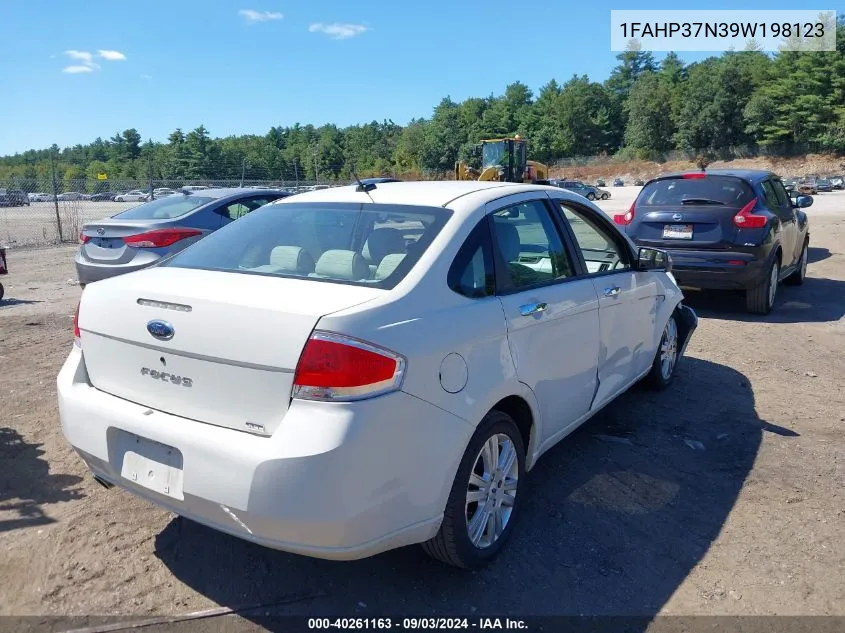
xmin=113 ymin=195 xmax=214 ymax=220
xmin=165 ymin=202 xmax=452 ymax=290
xmin=639 ymin=176 xmax=754 ymax=207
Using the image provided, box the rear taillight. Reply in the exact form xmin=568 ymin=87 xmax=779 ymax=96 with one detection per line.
xmin=682 ymin=172 xmax=707 ymax=179
xmin=613 ymin=202 xmax=636 ymax=225
xmin=73 ymin=301 xmax=81 ymax=347
xmin=123 ymin=228 xmax=202 ymax=248
xmin=79 ymin=233 xmax=90 ymax=244
xmin=733 ymin=198 xmax=767 ymax=229
xmin=292 ymin=332 xmax=405 ymax=402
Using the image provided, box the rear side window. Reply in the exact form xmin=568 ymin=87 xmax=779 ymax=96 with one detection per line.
xmin=448 ymin=220 xmax=495 ymax=298
xmin=114 ymin=195 xmax=214 ymax=220
xmin=165 ymin=202 xmax=452 ymax=290
xmin=639 ymin=177 xmax=754 ymax=207
xmin=760 ymin=181 xmax=781 ymax=212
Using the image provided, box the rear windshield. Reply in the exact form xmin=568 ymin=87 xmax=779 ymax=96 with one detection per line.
xmin=164 ymin=202 xmax=452 ymax=289
xmin=639 ymin=176 xmax=754 ymax=207
xmin=113 ymin=195 xmax=214 ymax=220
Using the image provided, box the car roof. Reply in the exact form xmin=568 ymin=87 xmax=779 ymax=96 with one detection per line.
xmin=174 ymin=187 xmax=289 ymax=200
xmin=272 ymin=180 xmax=551 ymax=211
xmin=657 ymin=169 xmax=775 ymax=183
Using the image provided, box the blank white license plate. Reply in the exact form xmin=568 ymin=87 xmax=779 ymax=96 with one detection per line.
xmin=118 ymin=433 xmax=184 ymax=500
xmin=662 ymin=223 xmax=693 ymax=239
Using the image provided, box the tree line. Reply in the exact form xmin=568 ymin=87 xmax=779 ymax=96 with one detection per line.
xmin=1 ymin=20 xmax=843 ymax=190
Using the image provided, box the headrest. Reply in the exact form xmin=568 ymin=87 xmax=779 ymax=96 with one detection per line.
xmin=363 ymin=228 xmax=405 ymax=264
xmin=270 ymin=246 xmax=315 ymax=274
xmin=374 ymin=253 xmax=406 ymax=280
xmin=313 ymin=250 xmax=371 ymax=280
xmin=495 ymin=222 xmax=520 ymax=262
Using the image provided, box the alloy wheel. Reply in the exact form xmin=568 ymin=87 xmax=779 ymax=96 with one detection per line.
xmin=465 ymin=433 xmax=519 ymax=549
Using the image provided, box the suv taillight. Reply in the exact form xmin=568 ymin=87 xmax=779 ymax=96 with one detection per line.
xmin=73 ymin=301 xmax=81 ymax=347
xmin=732 ymin=198 xmax=766 ymax=229
xmin=292 ymin=332 xmax=405 ymax=402
xmin=123 ymin=228 xmax=202 ymax=248
xmin=614 ymin=202 xmax=635 ymax=225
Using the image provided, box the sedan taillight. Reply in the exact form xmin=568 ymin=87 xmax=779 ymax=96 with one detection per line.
xmin=73 ymin=301 xmax=81 ymax=347
xmin=79 ymin=233 xmax=90 ymax=244
xmin=123 ymin=228 xmax=202 ymax=248
xmin=292 ymin=332 xmax=405 ymax=402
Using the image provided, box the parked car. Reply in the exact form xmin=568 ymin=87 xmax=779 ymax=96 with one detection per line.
xmin=634 ymin=179 xmax=645 ymax=186
xmin=56 ymin=191 xmax=85 ymax=201
xmin=115 ymin=190 xmax=148 ymax=202
xmin=815 ymin=178 xmax=833 ymax=192
xmin=29 ymin=192 xmax=50 ymax=202
xmin=60 ymin=180 xmax=698 ymax=568
xmin=613 ymin=178 xmax=624 ymax=186
xmin=796 ymin=180 xmax=817 ymax=195
xmin=90 ymin=191 xmax=117 ymax=202
xmin=0 ymin=189 xmax=30 ymax=206
xmin=553 ymin=180 xmax=610 ymax=201
xmin=782 ymin=179 xmax=796 ymax=193
xmin=830 ymin=176 xmax=844 ymax=190
xmin=615 ymin=170 xmax=812 ymax=315
xmin=143 ymin=188 xmax=177 ymax=201
xmin=180 ymin=185 xmax=209 ymax=192
xmin=76 ymin=187 xmax=290 ymax=286
xmin=595 ymin=179 xmax=606 ymax=187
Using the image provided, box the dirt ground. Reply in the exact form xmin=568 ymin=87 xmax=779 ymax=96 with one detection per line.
xmin=1 ymin=197 xmax=843 ymax=626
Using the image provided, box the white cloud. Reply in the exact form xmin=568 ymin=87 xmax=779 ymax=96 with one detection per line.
xmin=239 ymin=9 xmax=283 ymax=24
xmin=98 ymin=49 xmax=127 ymax=61
xmin=63 ymin=65 xmax=94 ymax=74
xmin=308 ymin=22 xmax=369 ymax=40
xmin=65 ymin=49 xmax=94 ymax=64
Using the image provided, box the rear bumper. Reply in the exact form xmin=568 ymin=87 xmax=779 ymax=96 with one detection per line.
xmin=75 ymin=252 xmax=159 ymax=285
xmin=665 ymin=249 xmax=767 ymax=290
xmin=57 ymin=346 xmax=472 ymax=560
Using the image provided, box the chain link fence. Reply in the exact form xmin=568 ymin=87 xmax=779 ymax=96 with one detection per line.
xmin=0 ymin=176 xmax=346 ymax=249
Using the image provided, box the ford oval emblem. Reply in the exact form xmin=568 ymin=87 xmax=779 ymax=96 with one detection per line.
xmin=147 ymin=320 xmax=174 ymax=341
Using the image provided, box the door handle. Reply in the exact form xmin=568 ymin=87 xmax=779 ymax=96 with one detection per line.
xmin=519 ymin=302 xmax=548 ymax=316
xmin=604 ymin=286 xmax=621 ymax=297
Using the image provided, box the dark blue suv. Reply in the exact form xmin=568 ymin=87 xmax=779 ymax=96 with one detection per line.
xmin=615 ymin=170 xmax=812 ymax=314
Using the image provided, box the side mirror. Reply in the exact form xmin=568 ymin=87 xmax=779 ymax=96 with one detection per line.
xmin=792 ymin=195 xmax=813 ymax=208
xmin=637 ymin=246 xmax=672 ymax=272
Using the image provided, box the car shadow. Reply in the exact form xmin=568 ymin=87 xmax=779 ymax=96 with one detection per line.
xmin=681 ymin=275 xmax=845 ymax=323
xmin=0 ymin=427 xmax=85 ymax=533
xmin=807 ymin=246 xmax=832 ymax=264
xmin=0 ymin=298 xmax=42 ymax=308
xmin=155 ymin=357 xmax=773 ymax=624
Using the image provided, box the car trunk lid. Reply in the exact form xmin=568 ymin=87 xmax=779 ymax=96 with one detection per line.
xmin=78 ymin=267 xmax=383 ymax=435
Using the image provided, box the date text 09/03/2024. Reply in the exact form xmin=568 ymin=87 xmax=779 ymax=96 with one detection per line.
xmin=307 ymin=618 xmax=528 ymax=630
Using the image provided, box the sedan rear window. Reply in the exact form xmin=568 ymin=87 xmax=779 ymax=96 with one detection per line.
xmin=639 ymin=176 xmax=754 ymax=207
xmin=164 ymin=202 xmax=452 ymax=289
xmin=113 ymin=195 xmax=215 ymax=220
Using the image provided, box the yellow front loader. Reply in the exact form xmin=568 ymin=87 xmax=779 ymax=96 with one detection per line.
xmin=455 ymin=136 xmax=549 ymax=183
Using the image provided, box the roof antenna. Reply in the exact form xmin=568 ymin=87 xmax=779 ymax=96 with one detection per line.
xmin=351 ymin=165 xmax=376 ymax=201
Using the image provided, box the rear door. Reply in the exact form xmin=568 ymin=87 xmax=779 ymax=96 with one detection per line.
xmin=629 ymin=175 xmax=755 ymax=250
xmin=767 ymin=178 xmax=800 ymax=268
xmin=488 ymin=195 xmax=600 ymax=442
xmin=556 ymin=199 xmax=660 ymax=405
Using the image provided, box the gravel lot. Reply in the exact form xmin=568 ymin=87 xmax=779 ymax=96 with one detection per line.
xmin=1 ymin=192 xmax=843 ymax=625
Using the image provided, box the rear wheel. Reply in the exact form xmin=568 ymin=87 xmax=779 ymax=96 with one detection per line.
xmin=586 ymin=192 xmax=596 ymax=201
xmin=601 ymin=193 xmax=609 ymax=200
xmin=746 ymin=257 xmax=780 ymax=315
xmin=785 ymin=241 xmax=808 ymax=286
xmin=646 ymin=314 xmax=679 ymax=389
xmin=422 ymin=410 xmax=525 ymax=569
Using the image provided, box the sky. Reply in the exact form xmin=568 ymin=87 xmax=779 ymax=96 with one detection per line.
xmin=0 ymin=0 xmax=826 ymax=155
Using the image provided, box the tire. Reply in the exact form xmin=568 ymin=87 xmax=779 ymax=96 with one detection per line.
xmin=422 ymin=410 xmax=526 ymax=569
xmin=586 ymin=192 xmax=596 ymax=201
xmin=0 ymin=282 xmax=4 ymax=302
xmin=784 ymin=240 xmax=808 ymax=286
xmin=746 ymin=256 xmax=780 ymax=315
xmin=646 ymin=313 xmax=679 ymax=390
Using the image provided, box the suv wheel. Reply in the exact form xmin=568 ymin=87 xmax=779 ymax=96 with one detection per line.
xmin=746 ymin=257 xmax=780 ymax=315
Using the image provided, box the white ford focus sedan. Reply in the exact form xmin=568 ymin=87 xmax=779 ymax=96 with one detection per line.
xmin=59 ymin=181 xmax=697 ymax=568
